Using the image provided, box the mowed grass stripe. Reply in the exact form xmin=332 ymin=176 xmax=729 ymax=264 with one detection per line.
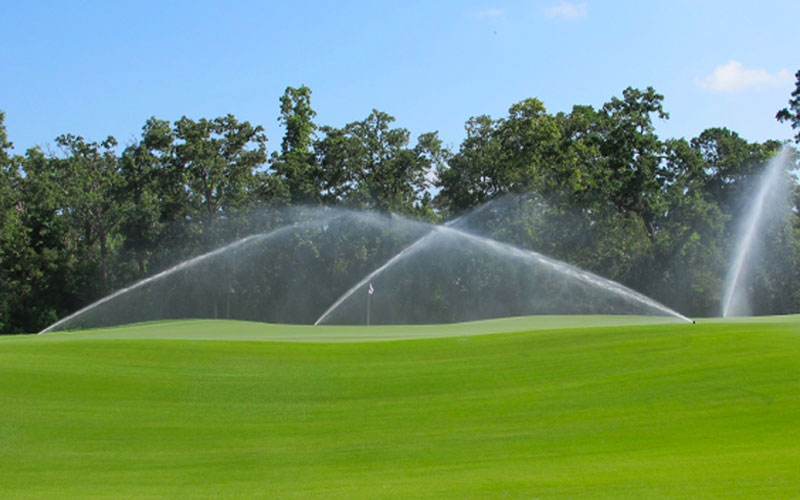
xmin=0 ymin=317 xmax=799 ymax=498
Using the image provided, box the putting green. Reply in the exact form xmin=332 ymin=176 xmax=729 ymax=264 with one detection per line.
xmin=34 ymin=314 xmax=688 ymax=342
xmin=1 ymin=315 xmax=799 ymax=499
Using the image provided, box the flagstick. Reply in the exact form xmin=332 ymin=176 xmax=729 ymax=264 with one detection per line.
xmin=366 ymin=289 xmax=371 ymax=326
xmin=366 ymin=282 xmax=374 ymax=326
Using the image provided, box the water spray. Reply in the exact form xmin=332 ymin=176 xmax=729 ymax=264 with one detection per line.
xmin=314 ymin=219 xmax=692 ymax=325
xmin=40 ymin=203 xmax=693 ymax=333
xmin=38 ymin=231 xmax=283 ymax=334
xmin=721 ymin=147 xmax=792 ymax=317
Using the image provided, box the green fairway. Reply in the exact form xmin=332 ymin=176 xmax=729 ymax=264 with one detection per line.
xmin=1 ymin=315 xmax=799 ymax=498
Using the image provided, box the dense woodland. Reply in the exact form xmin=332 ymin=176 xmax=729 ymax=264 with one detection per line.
xmin=2 ymin=72 xmax=800 ymax=333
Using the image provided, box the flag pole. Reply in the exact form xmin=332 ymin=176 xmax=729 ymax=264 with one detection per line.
xmin=367 ymin=282 xmax=374 ymax=326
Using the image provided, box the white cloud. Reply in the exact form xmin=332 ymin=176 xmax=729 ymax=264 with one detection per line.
xmin=545 ymin=1 xmax=588 ymax=19
xmin=696 ymin=60 xmax=792 ymax=92
xmin=471 ymin=8 xmax=506 ymax=20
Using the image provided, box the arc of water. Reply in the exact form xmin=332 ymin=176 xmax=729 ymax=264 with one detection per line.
xmin=314 ymin=227 xmax=439 ymax=325
xmin=38 ymin=208 xmax=411 ymax=334
xmin=721 ymin=148 xmax=788 ymax=317
xmin=38 ymin=224 xmax=303 ymax=334
xmin=314 ymin=221 xmax=692 ymax=325
xmin=440 ymin=226 xmax=691 ymax=322
xmin=313 ymin=213 xmax=472 ymax=326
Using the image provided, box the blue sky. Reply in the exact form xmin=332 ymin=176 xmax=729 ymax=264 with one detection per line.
xmin=2 ymin=0 xmax=798 ymax=155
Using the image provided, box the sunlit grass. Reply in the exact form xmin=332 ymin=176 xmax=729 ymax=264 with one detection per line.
xmin=1 ymin=315 xmax=799 ymax=499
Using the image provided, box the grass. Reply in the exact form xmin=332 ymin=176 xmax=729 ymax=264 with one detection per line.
xmin=39 ymin=314 xmax=686 ymax=342
xmin=1 ymin=314 xmax=799 ymax=498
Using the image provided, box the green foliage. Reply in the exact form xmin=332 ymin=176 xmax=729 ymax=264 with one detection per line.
xmin=117 ymin=117 xmax=172 ymax=280
xmin=690 ymin=127 xmax=779 ymax=211
xmin=435 ymin=114 xmax=503 ymax=213
xmin=777 ymin=69 xmax=800 ymax=143
xmin=271 ymin=85 xmax=320 ymax=204
xmin=435 ymin=87 xmax=799 ymax=317
xmin=1 ymin=82 xmax=800 ymax=332
xmin=174 ymin=114 xmax=267 ymax=220
xmin=4 ymin=148 xmax=76 ymax=331
xmin=592 ymin=87 xmax=670 ymax=242
xmin=0 ymin=111 xmax=17 ymax=331
xmin=54 ymin=134 xmax=124 ymax=294
xmin=316 ymin=109 xmax=445 ymax=214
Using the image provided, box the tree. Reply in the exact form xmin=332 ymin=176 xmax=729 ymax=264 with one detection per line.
xmin=499 ymin=98 xmax=563 ymax=193
xmin=118 ymin=117 xmax=173 ymax=278
xmin=173 ymin=115 xmax=267 ymax=223
xmin=54 ymin=134 xmax=124 ymax=295
xmin=0 ymin=113 xmax=15 ymax=234
xmin=649 ymin=138 xmax=728 ymax=315
xmin=593 ymin=87 xmax=670 ymax=243
xmin=435 ymin=114 xmax=503 ymax=213
xmin=552 ymin=104 xmax=604 ymax=197
xmin=7 ymin=147 xmax=78 ymax=332
xmin=435 ymin=99 xmax=563 ymax=216
xmin=270 ymin=86 xmax=320 ymax=204
xmin=0 ymin=111 xmax=19 ymax=330
xmin=690 ymin=127 xmax=780 ymax=212
xmin=315 ymin=110 xmax=445 ymax=213
xmin=777 ymin=69 xmax=800 ymax=143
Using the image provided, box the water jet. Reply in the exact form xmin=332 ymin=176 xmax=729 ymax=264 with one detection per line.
xmin=39 ymin=204 xmax=691 ymax=333
xmin=722 ymin=147 xmax=794 ymax=317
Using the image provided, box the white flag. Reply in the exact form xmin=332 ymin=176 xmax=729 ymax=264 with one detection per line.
xmin=368 ymin=283 xmax=374 ymax=295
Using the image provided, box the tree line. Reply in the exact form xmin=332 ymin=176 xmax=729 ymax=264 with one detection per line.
xmin=2 ymin=72 xmax=800 ymax=333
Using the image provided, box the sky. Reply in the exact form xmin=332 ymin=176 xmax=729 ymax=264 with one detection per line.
xmin=2 ymin=0 xmax=799 ymax=155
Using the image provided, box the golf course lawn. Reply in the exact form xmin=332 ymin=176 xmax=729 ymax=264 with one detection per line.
xmin=1 ymin=315 xmax=799 ymax=498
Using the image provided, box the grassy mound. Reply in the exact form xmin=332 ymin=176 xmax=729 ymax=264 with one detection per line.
xmin=1 ymin=315 xmax=799 ymax=498
xmin=38 ymin=314 xmax=686 ymax=342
